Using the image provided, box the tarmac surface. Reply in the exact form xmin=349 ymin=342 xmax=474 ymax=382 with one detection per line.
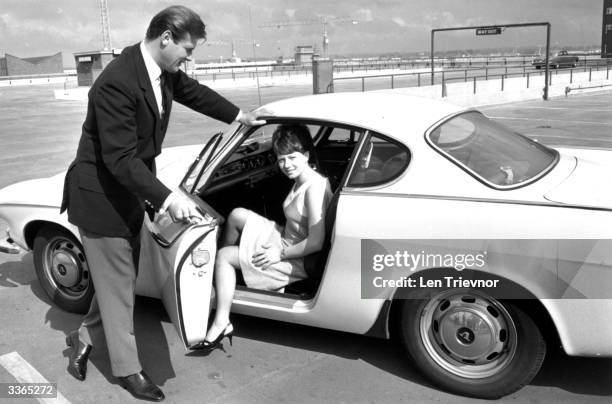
xmin=0 ymin=83 xmax=611 ymax=403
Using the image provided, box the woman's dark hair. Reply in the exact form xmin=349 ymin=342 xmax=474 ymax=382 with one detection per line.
xmin=145 ymin=6 xmax=207 ymax=42
xmin=272 ymin=124 xmax=319 ymax=168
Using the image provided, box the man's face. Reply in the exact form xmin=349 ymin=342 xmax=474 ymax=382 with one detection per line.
xmin=159 ymin=31 xmax=198 ymax=72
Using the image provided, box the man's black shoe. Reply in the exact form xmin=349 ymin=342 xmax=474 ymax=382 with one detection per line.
xmin=65 ymin=330 xmax=92 ymax=381
xmin=118 ymin=371 xmax=165 ymax=402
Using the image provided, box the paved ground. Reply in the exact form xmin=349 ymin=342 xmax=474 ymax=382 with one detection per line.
xmin=1 ymin=84 xmax=611 ymax=403
xmin=481 ymin=91 xmax=612 ymax=149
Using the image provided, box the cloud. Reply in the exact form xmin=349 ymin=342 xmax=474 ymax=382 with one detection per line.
xmin=423 ymin=11 xmax=458 ymax=28
xmin=354 ymin=8 xmax=373 ymax=22
xmin=392 ymin=17 xmax=407 ymax=27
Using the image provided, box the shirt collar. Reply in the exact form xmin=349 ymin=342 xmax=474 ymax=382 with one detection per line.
xmin=140 ymin=41 xmax=162 ymax=83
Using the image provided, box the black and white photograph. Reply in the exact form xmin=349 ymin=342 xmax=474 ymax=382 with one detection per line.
xmin=0 ymin=1 xmax=611 ymax=402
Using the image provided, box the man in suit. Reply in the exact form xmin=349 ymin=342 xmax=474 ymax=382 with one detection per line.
xmin=60 ymin=5 xmax=266 ymax=401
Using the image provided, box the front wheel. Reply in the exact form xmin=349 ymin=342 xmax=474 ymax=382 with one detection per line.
xmin=398 ymin=288 xmax=546 ymax=399
xmin=33 ymin=226 xmax=93 ymax=314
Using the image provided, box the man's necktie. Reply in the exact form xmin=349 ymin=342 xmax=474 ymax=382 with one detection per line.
xmin=159 ymin=73 xmax=167 ymax=119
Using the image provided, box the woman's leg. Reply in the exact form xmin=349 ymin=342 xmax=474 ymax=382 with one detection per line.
xmin=221 ymin=208 xmax=250 ymax=247
xmin=206 ymin=246 xmax=240 ymax=341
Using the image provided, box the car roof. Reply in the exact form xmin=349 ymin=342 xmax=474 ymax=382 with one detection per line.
xmin=258 ymin=92 xmax=466 ymax=140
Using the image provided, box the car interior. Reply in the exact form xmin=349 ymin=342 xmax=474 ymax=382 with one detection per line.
xmin=198 ymin=121 xmax=364 ymax=299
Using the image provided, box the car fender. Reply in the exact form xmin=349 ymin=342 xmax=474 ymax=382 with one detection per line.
xmin=540 ymin=298 xmax=612 ymax=357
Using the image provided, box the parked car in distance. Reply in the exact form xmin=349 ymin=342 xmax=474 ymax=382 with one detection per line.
xmin=1 ymin=92 xmax=612 ymax=399
xmin=532 ymin=50 xmax=580 ymax=69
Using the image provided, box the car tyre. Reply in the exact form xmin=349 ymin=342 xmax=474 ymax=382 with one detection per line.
xmin=33 ymin=226 xmax=93 ymax=314
xmin=398 ymin=288 xmax=546 ymax=399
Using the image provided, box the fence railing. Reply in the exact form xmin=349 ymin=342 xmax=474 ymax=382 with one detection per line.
xmin=441 ymin=62 xmax=611 ymax=98
xmin=331 ymin=60 xmax=612 ymax=95
xmin=191 ymin=66 xmax=311 ymax=82
xmin=0 ymin=72 xmax=77 ymax=86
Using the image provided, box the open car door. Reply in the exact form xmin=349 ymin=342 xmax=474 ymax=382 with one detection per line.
xmin=139 ymin=133 xmax=228 ymax=349
xmin=140 ymin=203 xmax=219 ymax=349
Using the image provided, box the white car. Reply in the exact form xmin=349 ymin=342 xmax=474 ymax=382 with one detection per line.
xmin=1 ymin=92 xmax=611 ymax=399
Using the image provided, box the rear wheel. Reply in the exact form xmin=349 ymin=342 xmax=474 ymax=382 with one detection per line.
xmin=398 ymin=288 xmax=546 ymax=399
xmin=33 ymin=226 xmax=93 ymax=314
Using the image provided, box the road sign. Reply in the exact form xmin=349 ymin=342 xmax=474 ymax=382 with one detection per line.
xmin=476 ymin=27 xmax=502 ymax=35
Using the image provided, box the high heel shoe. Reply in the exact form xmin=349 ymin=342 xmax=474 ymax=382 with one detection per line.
xmin=191 ymin=323 xmax=233 ymax=351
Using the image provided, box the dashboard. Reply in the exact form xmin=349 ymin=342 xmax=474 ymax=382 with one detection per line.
xmin=206 ymin=146 xmax=279 ymax=194
xmin=213 ymin=149 xmax=277 ymax=179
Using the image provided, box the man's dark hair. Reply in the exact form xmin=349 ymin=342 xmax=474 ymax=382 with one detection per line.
xmin=145 ymin=5 xmax=206 ymax=42
xmin=272 ymin=124 xmax=319 ymax=168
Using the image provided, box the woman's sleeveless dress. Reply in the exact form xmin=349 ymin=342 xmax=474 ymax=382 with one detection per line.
xmin=238 ymin=173 xmax=332 ymax=291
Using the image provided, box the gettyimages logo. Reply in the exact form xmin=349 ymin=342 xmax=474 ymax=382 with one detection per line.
xmin=360 ymin=239 xmax=612 ymax=299
xmin=371 ymin=250 xmax=486 ymax=272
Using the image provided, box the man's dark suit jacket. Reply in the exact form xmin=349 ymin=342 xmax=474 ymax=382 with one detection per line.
xmin=61 ymin=43 xmax=240 ymax=237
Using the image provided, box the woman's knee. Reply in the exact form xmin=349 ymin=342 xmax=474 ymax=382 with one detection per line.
xmin=227 ymin=208 xmax=249 ymax=229
xmin=216 ymin=246 xmax=240 ymax=268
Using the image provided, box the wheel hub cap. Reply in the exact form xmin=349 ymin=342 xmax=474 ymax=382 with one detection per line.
xmin=436 ymin=307 xmax=500 ymax=361
xmin=420 ymin=290 xmax=518 ymax=379
xmin=50 ymin=246 xmax=81 ymax=288
xmin=456 ymin=327 xmax=475 ymax=345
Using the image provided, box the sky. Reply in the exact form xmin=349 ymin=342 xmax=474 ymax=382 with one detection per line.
xmin=0 ymin=0 xmax=605 ymax=66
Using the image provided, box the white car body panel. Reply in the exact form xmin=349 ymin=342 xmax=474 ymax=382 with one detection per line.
xmin=542 ymin=299 xmax=612 ymax=356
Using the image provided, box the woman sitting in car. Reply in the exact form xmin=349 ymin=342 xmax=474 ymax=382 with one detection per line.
xmin=199 ymin=124 xmax=333 ymax=351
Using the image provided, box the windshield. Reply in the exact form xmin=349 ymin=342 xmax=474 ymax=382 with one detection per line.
xmin=180 ymin=122 xmax=243 ymax=194
xmin=427 ymin=111 xmax=558 ymax=188
xmin=180 ymin=132 xmax=223 ymax=194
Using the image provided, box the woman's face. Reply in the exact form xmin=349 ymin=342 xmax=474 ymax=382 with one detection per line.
xmin=276 ymin=150 xmax=309 ymax=180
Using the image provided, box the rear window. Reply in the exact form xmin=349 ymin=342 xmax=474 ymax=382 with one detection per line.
xmin=347 ymin=133 xmax=409 ymax=187
xmin=428 ymin=111 xmax=558 ymax=188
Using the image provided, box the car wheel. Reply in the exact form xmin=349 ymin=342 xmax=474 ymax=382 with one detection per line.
xmin=33 ymin=226 xmax=93 ymax=314
xmin=398 ymin=288 xmax=546 ymax=399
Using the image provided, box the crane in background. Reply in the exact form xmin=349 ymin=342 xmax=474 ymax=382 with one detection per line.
xmin=259 ymin=16 xmax=358 ymax=59
xmin=99 ymin=0 xmax=112 ymax=50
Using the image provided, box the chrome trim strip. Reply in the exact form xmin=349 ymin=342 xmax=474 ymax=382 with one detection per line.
xmin=341 ymin=190 xmax=612 ymax=212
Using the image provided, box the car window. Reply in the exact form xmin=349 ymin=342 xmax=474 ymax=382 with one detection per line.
xmin=326 ymin=127 xmax=355 ymax=142
xmin=248 ymin=123 xmax=322 ymax=143
xmin=247 ymin=123 xmax=279 ymax=142
xmin=347 ymin=133 xmax=410 ymax=187
xmin=428 ymin=111 xmax=558 ymax=188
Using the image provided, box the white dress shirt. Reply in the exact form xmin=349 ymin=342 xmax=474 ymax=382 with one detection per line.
xmin=140 ymin=41 xmax=164 ymax=117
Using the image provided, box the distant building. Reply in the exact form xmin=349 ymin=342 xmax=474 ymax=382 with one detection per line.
xmin=294 ymin=46 xmax=314 ymax=65
xmin=603 ymin=0 xmax=612 ymax=57
xmin=74 ymin=49 xmax=121 ymax=86
xmin=0 ymin=52 xmax=63 ymax=76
